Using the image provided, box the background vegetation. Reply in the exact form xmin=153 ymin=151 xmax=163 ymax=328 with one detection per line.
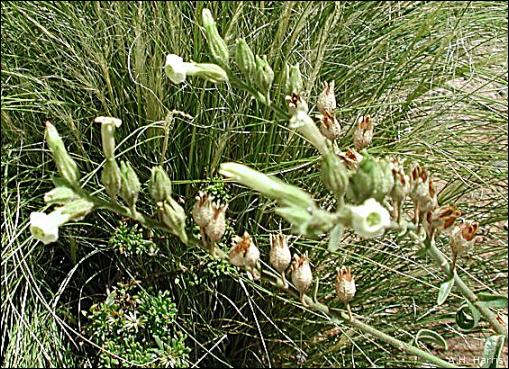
xmin=1 ymin=1 xmax=507 ymax=367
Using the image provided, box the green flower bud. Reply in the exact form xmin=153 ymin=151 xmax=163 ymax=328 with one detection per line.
xmin=119 ymin=161 xmax=141 ymax=209
xmin=275 ymin=205 xmax=337 ymax=237
xmin=45 ymin=121 xmax=80 ymax=187
xmin=202 ymin=8 xmax=229 ymax=67
xmin=321 ymin=152 xmax=349 ymax=200
xmin=219 ymin=162 xmax=314 ymax=210
xmin=149 ymin=166 xmax=172 ymax=203
xmin=44 ymin=186 xmax=80 ymax=205
xmin=255 ymin=55 xmax=274 ymax=93
xmin=235 ymin=38 xmax=256 ymax=77
xmin=101 ymin=159 xmax=122 ymax=200
xmin=289 ymin=63 xmax=303 ymax=94
xmin=160 ymin=198 xmax=188 ymax=244
xmin=95 ymin=116 xmax=122 ymax=159
xmin=190 ymin=62 xmax=229 ymax=83
xmin=347 ymin=156 xmax=394 ymax=204
xmin=282 ymin=62 xmax=291 ymax=95
xmin=60 ymin=198 xmax=95 ymax=221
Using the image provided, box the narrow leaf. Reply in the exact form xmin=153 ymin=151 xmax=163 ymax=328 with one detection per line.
xmin=456 ymin=300 xmax=481 ymax=331
xmin=436 ymin=278 xmax=454 ymax=306
xmin=478 ymin=293 xmax=508 ymax=309
xmin=415 ymin=329 xmax=448 ymax=351
xmin=481 ymin=335 xmax=506 ymax=368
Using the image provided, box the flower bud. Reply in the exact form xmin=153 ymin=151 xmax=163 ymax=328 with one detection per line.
xmin=160 ymin=198 xmax=188 ymax=244
xmin=95 ymin=116 xmax=122 ymax=159
xmin=289 ymin=110 xmax=329 ymax=156
xmin=275 ymin=206 xmax=337 ymax=237
xmin=119 ymin=161 xmax=141 ymax=209
xmin=45 ymin=121 xmax=81 ymax=187
xmin=348 ymin=198 xmax=391 ymax=239
xmin=450 ymin=222 xmax=478 ymax=269
xmin=202 ymin=8 xmax=229 ymax=67
xmin=101 ymin=159 xmax=122 ymax=200
xmin=335 ymin=267 xmax=356 ymax=304
xmin=353 ymin=115 xmax=374 ymax=151
xmin=149 ymin=166 xmax=172 ymax=203
xmin=317 ymin=111 xmax=341 ymax=141
xmin=219 ymin=162 xmax=315 ymax=210
xmin=347 ymin=156 xmax=394 ymax=204
xmin=255 ymin=55 xmax=274 ymax=93
xmin=235 ymin=38 xmax=256 ymax=77
xmin=320 ymin=151 xmax=349 ymax=200
xmin=30 ymin=209 xmax=71 ymax=245
xmin=205 ymin=202 xmax=228 ymax=242
xmin=60 ymin=198 xmax=95 ymax=221
xmin=269 ymin=233 xmax=291 ymax=280
xmin=291 ymin=252 xmax=313 ymax=303
xmin=289 ymin=63 xmax=303 ymax=95
xmin=316 ymin=81 xmax=336 ymax=115
xmin=229 ymin=231 xmax=260 ymax=280
xmin=190 ymin=62 xmax=229 ymax=83
xmin=44 ymin=186 xmax=79 ymax=205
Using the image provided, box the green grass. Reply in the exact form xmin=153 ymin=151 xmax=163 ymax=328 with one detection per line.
xmin=1 ymin=1 xmax=507 ymax=367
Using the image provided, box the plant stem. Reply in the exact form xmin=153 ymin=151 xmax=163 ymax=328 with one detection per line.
xmin=418 ymin=234 xmax=507 ymax=336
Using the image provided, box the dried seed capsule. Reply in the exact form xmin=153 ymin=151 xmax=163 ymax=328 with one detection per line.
xmin=192 ymin=191 xmax=214 ymax=228
xmin=205 ymin=202 xmax=228 ymax=242
xmin=353 ymin=115 xmax=374 ymax=151
xmin=338 ymin=148 xmax=364 ymax=171
xmin=316 ymin=81 xmax=336 ymax=115
xmin=291 ymin=252 xmax=313 ymax=304
xmin=318 ymin=111 xmax=341 ymax=141
xmin=269 ymin=233 xmax=291 ymax=287
xmin=450 ymin=222 xmax=479 ymax=270
xmin=335 ymin=267 xmax=356 ymax=304
xmin=424 ymin=204 xmax=461 ymax=239
xmin=229 ymin=231 xmax=261 ymax=280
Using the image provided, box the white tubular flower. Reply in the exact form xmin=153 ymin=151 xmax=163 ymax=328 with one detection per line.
xmin=349 ymin=198 xmax=391 ymax=239
xmin=165 ymin=54 xmax=193 ymax=84
xmin=30 ymin=210 xmax=70 ymax=245
xmin=95 ymin=116 xmax=122 ymax=159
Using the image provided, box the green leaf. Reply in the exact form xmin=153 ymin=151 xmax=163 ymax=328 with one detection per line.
xmin=328 ymin=224 xmax=344 ymax=252
xmin=456 ymin=299 xmax=481 ymax=331
xmin=481 ymin=335 xmax=506 ymax=368
xmin=478 ymin=293 xmax=508 ymax=309
xmin=436 ymin=278 xmax=454 ymax=306
xmin=415 ymin=329 xmax=448 ymax=351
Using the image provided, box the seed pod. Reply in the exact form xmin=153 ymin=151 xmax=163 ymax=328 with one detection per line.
xmin=235 ymin=38 xmax=256 ymax=77
xmin=291 ymin=252 xmax=313 ymax=304
xmin=205 ymin=202 xmax=228 ymax=242
xmin=149 ymin=166 xmax=172 ymax=203
xmin=338 ymin=148 xmax=364 ymax=171
xmin=450 ymin=222 xmax=478 ymax=270
xmin=119 ymin=160 xmax=141 ymax=209
xmin=318 ymin=111 xmax=341 ymax=141
xmin=335 ymin=267 xmax=356 ymax=304
xmin=229 ymin=231 xmax=260 ymax=280
xmin=316 ymin=81 xmax=336 ymax=115
xmin=45 ymin=121 xmax=81 ymax=187
xmin=270 ymin=233 xmax=291 ymax=287
xmin=101 ymin=159 xmax=122 ymax=201
xmin=353 ymin=115 xmax=374 ymax=151
xmin=202 ymin=8 xmax=229 ymax=67
xmin=192 ymin=191 xmax=214 ymax=228
xmin=424 ymin=204 xmax=461 ymax=239
xmin=389 ymin=157 xmax=410 ymax=221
